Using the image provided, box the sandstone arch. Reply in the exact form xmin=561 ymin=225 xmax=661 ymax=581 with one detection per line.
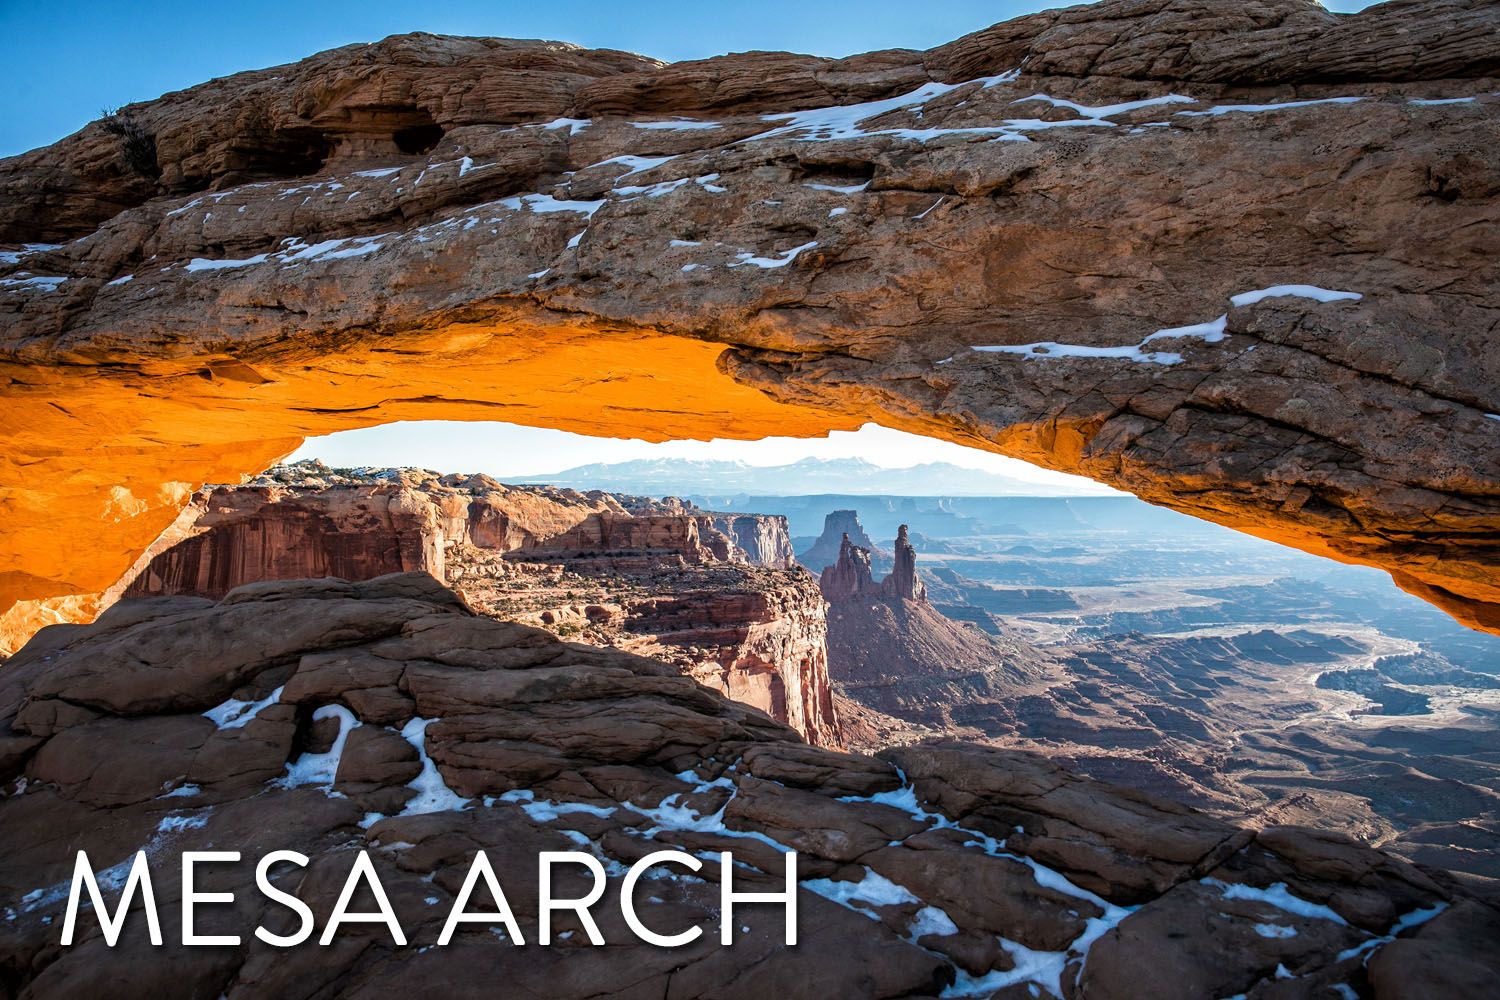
xmin=2 ymin=0 xmax=1497 ymax=653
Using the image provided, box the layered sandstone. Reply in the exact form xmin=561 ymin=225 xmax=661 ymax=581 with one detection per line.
xmin=1 ymin=573 xmax=1495 ymax=999
xmin=123 ymin=465 xmax=629 ymax=599
xmin=1 ymin=0 xmax=1498 ymax=652
xmin=116 ymin=465 xmax=839 ymax=745
xmin=819 ymin=526 xmax=927 ymax=604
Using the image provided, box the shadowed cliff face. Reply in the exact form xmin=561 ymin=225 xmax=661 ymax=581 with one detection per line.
xmin=1 ymin=0 xmax=1498 ymax=652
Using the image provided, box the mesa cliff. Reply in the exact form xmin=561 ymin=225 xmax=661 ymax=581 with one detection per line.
xmin=2 ymin=0 xmax=1498 ymax=653
xmin=119 ymin=464 xmax=839 ymax=746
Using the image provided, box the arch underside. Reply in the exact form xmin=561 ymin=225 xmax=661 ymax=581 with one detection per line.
xmin=1 ymin=2 xmax=1497 ymax=651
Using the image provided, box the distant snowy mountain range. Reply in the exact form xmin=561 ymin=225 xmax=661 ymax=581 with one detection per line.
xmin=515 ymin=457 xmax=1113 ymax=497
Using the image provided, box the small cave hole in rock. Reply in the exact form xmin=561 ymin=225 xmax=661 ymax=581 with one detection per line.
xmin=394 ymin=121 xmax=445 ymax=155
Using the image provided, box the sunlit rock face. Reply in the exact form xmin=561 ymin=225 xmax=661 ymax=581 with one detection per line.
xmin=116 ymin=467 xmax=841 ymax=745
xmin=2 ymin=0 xmax=1498 ymax=651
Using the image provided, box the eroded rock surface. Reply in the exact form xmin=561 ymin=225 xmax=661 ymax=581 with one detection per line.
xmin=1 ymin=0 xmax=1498 ymax=652
xmin=2 ymin=573 xmax=1496 ymax=998
xmin=118 ymin=464 xmax=839 ymax=746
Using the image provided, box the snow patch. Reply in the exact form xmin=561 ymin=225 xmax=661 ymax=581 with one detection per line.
xmin=1205 ymin=879 xmax=1348 ymax=926
xmin=971 ymin=339 xmax=1189 ymax=365
xmin=953 ymin=282 xmax=1361 ymax=366
xmin=1179 ymin=97 xmax=1363 ymax=117
xmin=279 ymin=235 xmax=387 ymax=264
xmin=631 ymin=119 xmax=721 ymax=131
xmin=396 ymin=717 xmax=470 ymax=816
xmin=804 ymin=867 xmax=920 ymax=916
xmin=612 ymin=177 xmax=692 ymax=199
xmin=159 ymin=783 xmax=201 ymax=799
xmin=804 ymin=181 xmax=869 ymax=194
xmin=589 ymin=154 xmax=676 ymax=178
xmin=0 ymin=273 xmax=67 ymax=293
xmin=0 ymin=243 xmax=62 ymax=264
xmin=157 ymin=811 xmax=211 ymax=834
xmin=1335 ymin=903 xmax=1449 ymax=963
xmin=730 ymin=241 xmax=817 ymax=269
xmin=498 ymin=193 xmax=605 ymax=217
xmin=1229 ymin=284 xmax=1362 ymax=306
xmin=455 ymin=156 xmax=489 ymax=178
xmin=538 ymin=118 xmax=591 ymax=136
xmin=1011 ymin=94 xmax=1196 ymax=119
xmin=495 ymin=789 xmax=616 ymax=823
xmin=184 ymin=254 xmax=269 ymax=272
xmin=1254 ymin=922 xmax=1298 ymax=939
xmin=943 ymin=939 xmax=1068 ymax=999
xmin=277 ymin=705 xmax=359 ymax=789
xmin=749 ymin=72 xmax=1023 ymax=146
xmin=909 ymin=905 xmax=960 ymax=940
xmin=203 ymin=685 xmax=284 ymax=729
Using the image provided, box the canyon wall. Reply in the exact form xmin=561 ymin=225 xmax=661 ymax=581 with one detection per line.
xmin=611 ymin=583 xmax=837 ymax=749
xmin=711 ymin=513 xmax=799 ymax=569
xmin=117 ymin=466 xmax=840 ymax=745
xmin=1 ymin=0 xmax=1497 ymax=652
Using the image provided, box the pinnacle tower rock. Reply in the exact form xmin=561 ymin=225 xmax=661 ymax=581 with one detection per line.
xmin=881 ymin=525 xmax=927 ymax=602
xmin=817 ymin=525 xmax=926 ymax=605
xmin=817 ymin=533 xmax=876 ymax=603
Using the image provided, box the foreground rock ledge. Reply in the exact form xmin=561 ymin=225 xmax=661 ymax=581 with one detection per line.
xmin=1 ymin=0 xmax=1498 ymax=651
xmin=2 ymin=573 xmax=1497 ymax=998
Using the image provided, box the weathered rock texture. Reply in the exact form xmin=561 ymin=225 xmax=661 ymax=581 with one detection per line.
xmin=118 ymin=464 xmax=838 ymax=745
xmin=820 ymin=526 xmax=927 ymax=604
xmin=2 ymin=0 xmax=1498 ymax=651
xmin=2 ymin=573 xmax=1496 ymax=998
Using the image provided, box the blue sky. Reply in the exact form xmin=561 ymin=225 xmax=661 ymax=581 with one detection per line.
xmin=3 ymin=0 xmax=1379 ymax=157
